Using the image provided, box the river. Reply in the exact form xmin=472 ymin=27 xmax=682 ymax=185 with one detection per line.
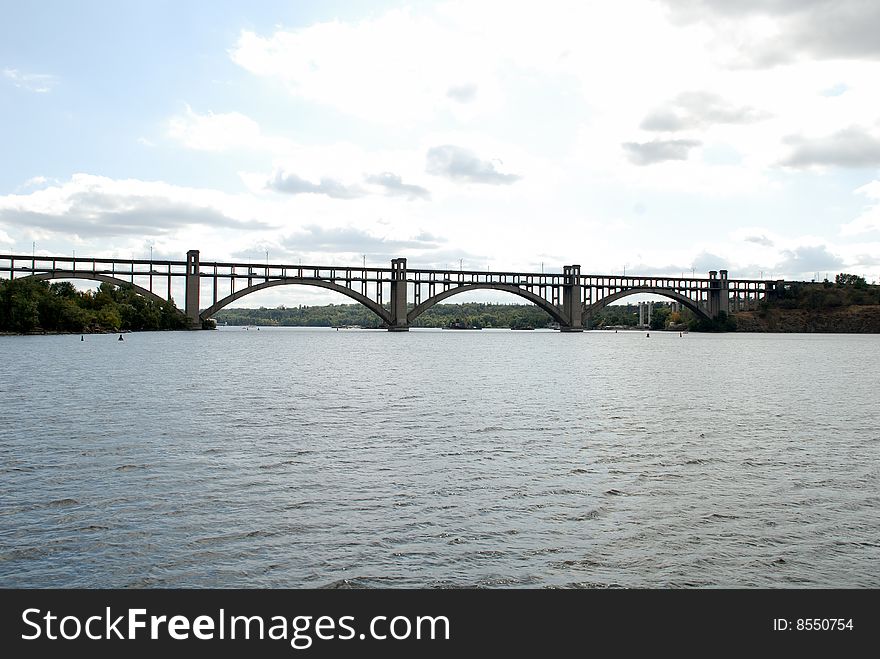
xmin=1 ymin=327 xmax=877 ymax=587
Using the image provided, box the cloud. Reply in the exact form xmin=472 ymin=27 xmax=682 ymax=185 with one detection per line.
xmin=279 ymin=225 xmax=443 ymax=255
xmin=364 ymin=172 xmax=430 ymax=200
xmin=229 ymin=10 xmax=500 ymax=123
xmin=851 ymin=251 xmax=880 ymax=266
xmin=621 ymin=139 xmax=702 ymax=165
xmin=781 ymin=127 xmax=880 ymax=168
xmin=775 ymin=244 xmax=843 ymax=276
xmin=266 ymin=171 xmax=366 ymax=199
xmin=661 ymin=0 xmax=880 ymax=66
xmin=425 ymin=145 xmax=520 ymax=184
xmin=744 ymin=234 xmax=774 ymax=247
xmin=446 ymin=83 xmax=478 ymax=103
xmin=663 ymin=0 xmax=829 ymax=20
xmin=640 ymin=91 xmax=769 ymax=131
xmin=3 ymin=67 xmax=58 ymax=93
xmin=0 ymin=174 xmax=270 ymax=239
xmin=167 ymin=105 xmax=288 ymax=152
xmin=841 ymin=180 xmax=880 ymax=235
xmin=691 ymin=250 xmax=732 ymax=272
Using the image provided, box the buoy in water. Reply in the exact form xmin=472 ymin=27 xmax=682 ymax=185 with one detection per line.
xmin=81 ymin=336 xmax=84 ymax=341
xmin=646 ymin=333 xmax=650 ymax=338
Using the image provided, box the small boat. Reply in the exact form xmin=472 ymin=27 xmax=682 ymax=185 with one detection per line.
xmin=444 ymin=320 xmax=482 ymax=330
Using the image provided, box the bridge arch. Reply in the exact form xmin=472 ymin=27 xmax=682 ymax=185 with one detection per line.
xmin=199 ymin=278 xmax=393 ymax=325
xmin=407 ymin=283 xmax=568 ymax=326
xmin=23 ymin=271 xmax=171 ymax=307
xmin=585 ymin=287 xmax=711 ymax=321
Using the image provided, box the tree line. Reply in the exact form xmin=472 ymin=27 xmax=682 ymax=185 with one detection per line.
xmin=0 ymin=278 xmax=189 ymax=333
xmin=215 ymin=300 xmax=717 ymax=330
xmin=764 ymin=274 xmax=879 ymax=310
xmin=214 ymin=302 xmax=556 ymax=329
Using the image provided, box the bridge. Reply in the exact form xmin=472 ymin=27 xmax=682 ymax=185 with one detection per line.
xmin=0 ymin=250 xmax=783 ymax=331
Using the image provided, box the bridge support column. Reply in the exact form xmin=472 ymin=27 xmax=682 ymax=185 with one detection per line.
xmin=561 ymin=264 xmax=583 ymax=332
xmin=185 ymin=249 xmax=201 ymax=328
xmin=389 ymin=257 xmax=409 ymax=331
xmin=707 ymin=269 xmax=729 ymax=319
xmin=719 ymin=269 xmax=729 ymax=316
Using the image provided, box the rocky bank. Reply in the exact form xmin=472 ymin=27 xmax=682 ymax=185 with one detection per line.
xmin=733 ymin=305 xmax=880 ymax=333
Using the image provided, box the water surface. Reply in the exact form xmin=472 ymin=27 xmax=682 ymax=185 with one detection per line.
xmin=1 ymin=328 xmax=877 ymax=587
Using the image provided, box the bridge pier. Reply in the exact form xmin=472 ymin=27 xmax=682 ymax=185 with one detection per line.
xmin=708 ymin=269 xmax=730 ymax=319
xmin=389 ymin=257 xmax=409 ymax=331
xmin=560 ymin=264 xmax=583 ymax=332
xmin=185 ymin=249 xmax=201 ymax=328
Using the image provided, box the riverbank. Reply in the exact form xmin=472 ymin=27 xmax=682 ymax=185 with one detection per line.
xmin=733 ymin=305 xmax=880 ymax=333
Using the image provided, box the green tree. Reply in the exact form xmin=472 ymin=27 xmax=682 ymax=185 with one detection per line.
xmin=650 ymin=306 xmax=671 ymax=330
xmin=50 ymin=281 xmax=78 ymax=299
xmin=835 ymin=273 xmax=867 ymax=288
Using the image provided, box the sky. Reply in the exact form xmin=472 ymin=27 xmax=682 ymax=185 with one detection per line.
xmin=2 ymin=0 xmax=880 ymax=308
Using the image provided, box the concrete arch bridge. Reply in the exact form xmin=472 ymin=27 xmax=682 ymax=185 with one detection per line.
xmin=1 ymin=251 xmax=782 ymax=330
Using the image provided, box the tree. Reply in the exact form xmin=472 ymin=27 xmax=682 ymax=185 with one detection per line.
xmin=835 ymin=273 xmax=867 ymax=288
xmin=50 ymin=281 xmax=77 ymax=298
xmin=650 ymin=306 xmax=671 ymax=330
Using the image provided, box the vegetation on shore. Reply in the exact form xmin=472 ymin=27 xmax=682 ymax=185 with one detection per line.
xmin=214 ymin=300 xmax=714 ymax=330
xmin=737 ymin=274 xmax=880 ymax=333
xmin=764 ymin=274 xmax=878 ymax=310
xmin=214 ymin=302 xmax=555 ymax=330
xmin=0 ymin=278 xmax=189 ymax=333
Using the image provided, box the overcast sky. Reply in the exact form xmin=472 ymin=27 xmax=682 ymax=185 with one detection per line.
xmin=2 ymin=0 xmax=880 ymax=307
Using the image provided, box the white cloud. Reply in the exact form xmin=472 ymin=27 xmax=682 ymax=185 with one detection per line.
xmin=774 ymin=244 xmax=844 ymax=278
xmin=230 ymin=9 xmax=503 ymax=124
xmin=622 ymin=139 xmax=703 ymax=166
xmin=266 ymin=170 xmax=366 ymax=199
xmin=660 ymin=0 xmax=880 ymax=67
xmin=425 ymin=145 xmax=520 ymax=184
xmin=167 ymin=105 xmax=291 ymax=152
xmin=640 ymin=91 xmax=770 ymax=131
xmin=0 ymin=174 xmax=272 ymax=242
xmin=225 ymin=3 xmax=880 ymax=193
xmin=3 ymin=67 xmax=58 ymax=93
xmin=781 ymin=127 xmax=880 ymax=168
xmin=841 ymin=179 xmax=880 ymax=235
